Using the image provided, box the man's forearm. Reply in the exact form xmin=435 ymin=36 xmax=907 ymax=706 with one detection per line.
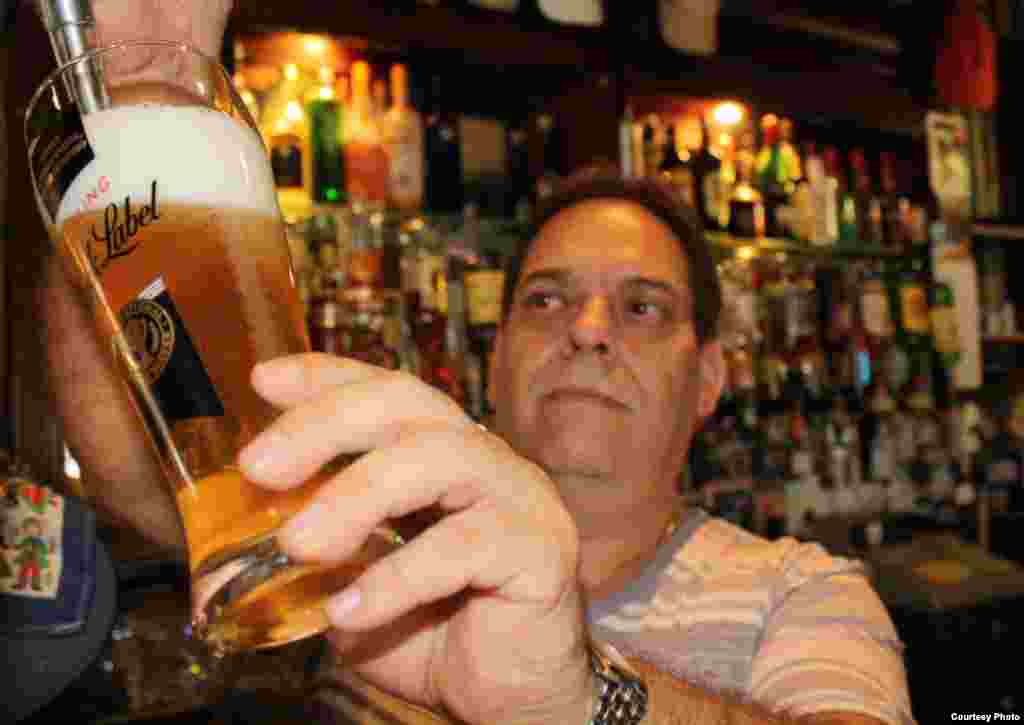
xmin=630 ymin=656 xmax=889 ymax=725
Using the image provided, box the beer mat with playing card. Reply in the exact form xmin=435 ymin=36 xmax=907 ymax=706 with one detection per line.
xmin=1 ymin=476 xmax=97 ymax=634
xmin=1 ymin=472 xmax=118 ymax=722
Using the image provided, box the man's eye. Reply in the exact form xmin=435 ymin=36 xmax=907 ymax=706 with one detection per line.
xmin=627 ymin=300 xmax=665 ymax=320
xmin=523 ymin=291 xmax=564 ymax=310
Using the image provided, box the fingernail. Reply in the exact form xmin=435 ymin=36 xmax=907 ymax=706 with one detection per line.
xmin=278 ymin=501 xmax=327 ymax=555
xmin=238 ymin=431 xmax=285 ymax=481
xmin=326 ymin=587 xmax=361 ymax=626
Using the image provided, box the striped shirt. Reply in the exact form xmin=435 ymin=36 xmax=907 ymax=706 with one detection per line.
xmin=587 ymin=508 xmax=916 ymax=724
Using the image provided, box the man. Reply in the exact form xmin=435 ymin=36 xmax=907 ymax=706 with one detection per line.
xmin=37 ymin=3 xmax=915 ymax=724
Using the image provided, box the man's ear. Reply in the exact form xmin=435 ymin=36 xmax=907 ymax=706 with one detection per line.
xmin=696 ymin=340 xmax=726 ymax=422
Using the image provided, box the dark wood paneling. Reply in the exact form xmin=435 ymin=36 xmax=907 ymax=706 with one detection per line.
xmin=229 ymin=1 xmax=614 ymax=70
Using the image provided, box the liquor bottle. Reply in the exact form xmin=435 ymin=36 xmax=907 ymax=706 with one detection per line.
xmin=849 ymin=148 xmax=883 ymax=246
xmin=829 ymin=147 xmax=857 ymax=246
xmin=306 ymin=65 xmax=346 ymax=206
xmin=861 ymin=260 xmax=895 ymax=344
xmin=930 ymin=278 xmax=962 ymax=374
xmin=897 ymin=255 xmax=935 ymax=412
xmin=755 ymin=114 xmax=790 ymax=239
xmin=690 ymin=116 xmax=724 ymax=232
xmin=372 ymin=77 xmax=389 ymax=122
xmin=778 ymin=118 xmax=802 ymax=192
xmin=345 ymin=205 xmax=384 ymax=293
xmin=460 ymin=205 xmax=503 ymax=421
xmin=727 ymin=132 xmax=765 ymax=238
xmin=879 ymin=152 xmax=910 ymax=252
xmin=659 ymin=120 xmax=697 ymax=208
xmin=344 ymin=60 xmax=389 ymax=204
xmin=436 ymin=253 xmax=469 ymax=406
xmin=380 ymin=63 xmax=425 ymax=213
xmin=262 ymin=63 xmax=313 ymax=223
xmin=424 ymin=73 xmax=465 ymax=216
xmin=641 ymin=115 xmax=665 ymax=180
xmin=786 ymin=260 xmax=825 ymax=410
xmin=308 ymin=297 xmax=346 ymax=356
xmin=804 ymin=142 xmax=837 ymax=246
xmin=619 ymin=102 xmax=635 ymax=178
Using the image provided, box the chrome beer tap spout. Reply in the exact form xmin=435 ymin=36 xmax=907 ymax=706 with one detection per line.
xmin=35 ymin=0 xmax=109 ymax=112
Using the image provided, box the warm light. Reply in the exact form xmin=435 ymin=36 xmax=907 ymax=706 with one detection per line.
xmin=711 ymin=101 xmax=745 ymax=128
xmin=284 ymin=63 xmax=300 ymax=81
xmin=285 ymin=100 xmax=304 ymax=122
xmin=319 ymin=86 xmax=334 ymax=101
xmin=737 ymin=246 xmax=757 ymax=261
xmin=303 ymin=35 xmax=328 ymax=56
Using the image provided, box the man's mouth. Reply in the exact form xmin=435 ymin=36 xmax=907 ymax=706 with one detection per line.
xmin=544 ymin=387 xmax=630 ymax=411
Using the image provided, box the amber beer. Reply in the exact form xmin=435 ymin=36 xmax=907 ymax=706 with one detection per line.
xmin=40 ymin=87 xmax=402 ymax=653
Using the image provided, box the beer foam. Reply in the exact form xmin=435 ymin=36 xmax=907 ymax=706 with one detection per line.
xmin=57 ymin=104 xmax=278 ymax=224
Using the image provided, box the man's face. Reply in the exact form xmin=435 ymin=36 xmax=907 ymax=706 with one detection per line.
xmin=489 ymin=199 xmax=722 ymax=491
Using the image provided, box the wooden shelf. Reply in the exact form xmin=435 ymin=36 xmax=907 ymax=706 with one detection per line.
xmin=708 ymin=232 xmax=915 ymax=259
xmin=973 ymin=222 xmax=1024 ymax=241
xmin=983 ymin=335 xmax=1024 ymax=345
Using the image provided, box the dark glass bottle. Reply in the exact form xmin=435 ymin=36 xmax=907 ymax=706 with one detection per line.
xmin=307 ymin=66 xmax=346 ymax=205
xmin=658 ymin=120 xmax=697 ymax=209
xmin=850 ymin=148 xmax=883 ymax=247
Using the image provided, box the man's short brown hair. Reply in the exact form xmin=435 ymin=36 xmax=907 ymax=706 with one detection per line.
xmin=501 ymin=174 xmax=723 ymax=344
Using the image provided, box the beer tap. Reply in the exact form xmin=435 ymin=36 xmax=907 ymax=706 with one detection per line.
xmin=35 ymin=0 xmax=109 ymax=112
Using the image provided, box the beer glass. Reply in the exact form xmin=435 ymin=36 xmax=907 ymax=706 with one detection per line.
xmin=25 ymin=41 xmax=402 ymax=655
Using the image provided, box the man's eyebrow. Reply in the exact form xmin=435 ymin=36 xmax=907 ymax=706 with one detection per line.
xmin=519 ymin=270 xmax=685 ymax=297
xmin=518 ymin=269 xmax=572 ymax=288
xmin=622 ymin=277 xmax=682 ymax=296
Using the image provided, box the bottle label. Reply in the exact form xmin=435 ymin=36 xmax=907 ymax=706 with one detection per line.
xmin=389 ymin=137 xmax=425 ymax=208
xmin=862 ymin=284 xmax=893 ymax=338
xmin=465 ymin=269 xmax=505 ymax=326
xmin=270 ymin=134 xmax=304 ymax=189
xmin=900 ymin=283 xmax=930 ymax=334
xmin=931 ymin=304 xmax=962 ymax=365
xmin=417 ymin=253 xmax=445 ymax=312
xmin=120 ymin=277 xmax=225 ymax=424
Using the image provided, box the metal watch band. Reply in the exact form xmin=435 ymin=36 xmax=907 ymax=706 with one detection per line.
xmin=588 ymin=642 xmax=649 ymax=725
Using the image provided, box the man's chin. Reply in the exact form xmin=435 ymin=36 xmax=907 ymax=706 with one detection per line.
xmin=532 ymin=442 xmax=616 ymax=480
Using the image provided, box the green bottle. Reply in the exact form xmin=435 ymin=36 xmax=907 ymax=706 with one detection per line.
xmin=306 ymin=65 xmax=346 ymax=205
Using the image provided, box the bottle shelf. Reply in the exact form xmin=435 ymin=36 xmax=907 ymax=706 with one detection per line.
xmin=707 ymin=231 xmax=920 ymax=260
xmin=972 ymin=222 xmax=1024 ymax=241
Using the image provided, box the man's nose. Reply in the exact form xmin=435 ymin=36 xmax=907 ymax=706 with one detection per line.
xmin=568 ymin=295 xmax=615 ymax=352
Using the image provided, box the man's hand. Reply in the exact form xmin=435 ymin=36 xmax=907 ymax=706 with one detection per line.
xmin=92 ymin=0 xmax=233 ymax=56
xmin=237 ymin=354 xmax=595 ymax=725
xmin=41 ymin=0 xmax=233 ymax=553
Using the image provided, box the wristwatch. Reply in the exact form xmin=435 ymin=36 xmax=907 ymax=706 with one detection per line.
xmin=588 ymin=641 xmax=649 ymax=725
